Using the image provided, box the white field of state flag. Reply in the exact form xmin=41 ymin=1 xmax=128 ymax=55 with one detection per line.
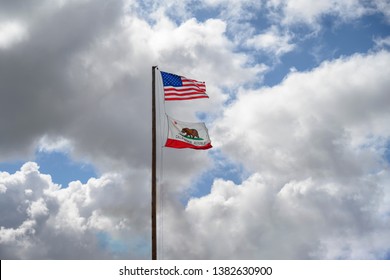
xmin=165 ymin=115 xmax=212 ymax=150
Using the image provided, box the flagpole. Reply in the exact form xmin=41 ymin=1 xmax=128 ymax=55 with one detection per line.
xmin=151 ymin=66 xmax=158 ymax=260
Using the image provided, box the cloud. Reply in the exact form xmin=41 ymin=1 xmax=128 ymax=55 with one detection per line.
xmin=213 ymin=51 xmax=390 ymax=179
xmin=374 ymin=36 xmax=390 ymax=49
xmin=0 ymin=21 xmax=27 ymax=49
xmin=0 ymin=0 xmax=123 ymax=161
xmin=169 ymin=50 xmax=390 ymax=259
xmin=164 ymin=171 xmax=390 ymax=259
xmin=0 ymin=162 xmax=150 ymax=259
xmin=246 ymin=25 xmax=295 ymax=57
xmin=373 ymin=0 xmax=390 ymax=23
xmin=37 ymin=136 xmax=73 ymax=154
xmin=266 ymin=0 xmax=390 ymax=28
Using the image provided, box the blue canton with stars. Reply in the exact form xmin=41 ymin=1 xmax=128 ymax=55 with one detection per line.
xmin=161 ymin=71 xmax=183 ymax=87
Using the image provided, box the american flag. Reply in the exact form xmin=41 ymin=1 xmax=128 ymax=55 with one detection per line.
xmin=160 ymin=71 xmax=208 ymax=101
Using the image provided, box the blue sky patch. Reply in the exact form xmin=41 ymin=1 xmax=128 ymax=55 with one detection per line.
xmin=190 ymin=149 xmax=248 ymax=198
xmin=96 ymin=231 xmax=128 ymax=256
xmin=35 ymin=150 xmax=97 ymax=187
xmin=0 ymin=150 xmax=97 ymax=188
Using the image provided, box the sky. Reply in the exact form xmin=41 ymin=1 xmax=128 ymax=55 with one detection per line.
xmin=1 ymin=0 xmax=390 ymax=260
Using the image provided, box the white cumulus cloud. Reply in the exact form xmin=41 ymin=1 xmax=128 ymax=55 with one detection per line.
xmin=246 ymin=26 xmax=295 ymax=56
xmin=176 ymin=50 xmax=390 ymax=259
xmin=0 ymin=162 xmax=150 ymax=259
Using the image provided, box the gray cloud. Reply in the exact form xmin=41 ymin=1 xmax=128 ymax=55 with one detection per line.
xmin=0 ymin=0 xmax=123 ymax=160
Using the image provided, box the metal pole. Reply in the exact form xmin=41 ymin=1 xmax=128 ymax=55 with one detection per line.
xmin=151 ymin=66 xmax=157 ymax=260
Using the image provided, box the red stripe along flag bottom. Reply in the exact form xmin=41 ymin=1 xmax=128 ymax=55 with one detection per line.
xmin=160 ymin=71 xmax=208 ymax=101
xmin=165 ymin=115 xmax=212 ymax=150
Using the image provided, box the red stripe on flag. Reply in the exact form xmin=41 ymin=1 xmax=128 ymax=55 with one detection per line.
xmin=165 ymin=92 xmax=208 ymax=97
xmin=165 ymin=139 xmax=212 ymax=150
xmin=164 ymin=87 xmax=206 ymax=93
xmin=165 ymin=95 xmax=209 ymax=101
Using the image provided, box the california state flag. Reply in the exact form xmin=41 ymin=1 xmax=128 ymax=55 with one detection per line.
xmin=165 ymin=115 xmax=212 ymax=150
